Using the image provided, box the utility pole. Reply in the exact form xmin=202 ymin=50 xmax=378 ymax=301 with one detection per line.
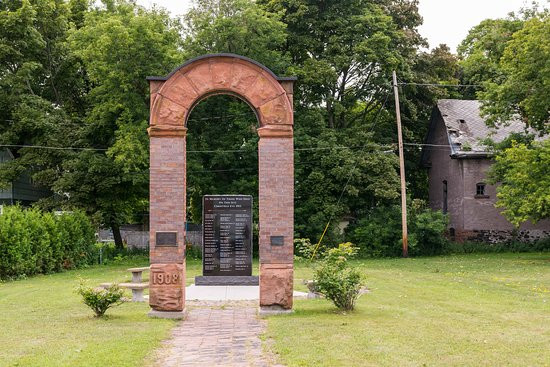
xmin=392 ymin=71 xmax=408 ymax=258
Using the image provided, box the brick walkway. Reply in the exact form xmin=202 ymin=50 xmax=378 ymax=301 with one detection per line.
xmin=152 ymin=302 xmax=283 ymax=367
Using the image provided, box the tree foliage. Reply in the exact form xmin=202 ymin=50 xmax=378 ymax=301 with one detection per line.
xmin=259 ymin=0 xmax=424 ymax=128
xmin=182 ymin=0 xmax=289 ymax=73
xmin=62 ymin=1 xmax=182 ymax=245
xmin=0 ymin=0 xmax=484 ymax=251
xmin=458 ymin=18 xmax=524 ymax=96
xmin=255 ymin=0 xmax=445 ymax=241
xmin=0 ymin=0 xmax=183 ymax=248
xmin=0 ymin=0 xmax=464 ymax=248
xmin=488 ymin=139 xmax=550 ymax=226
xmin=479 ymin=14 xmax=550 ymax=133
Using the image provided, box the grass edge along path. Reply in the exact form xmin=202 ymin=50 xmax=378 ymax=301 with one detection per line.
xmin=267 ymin=253 xmax=550 ymax=367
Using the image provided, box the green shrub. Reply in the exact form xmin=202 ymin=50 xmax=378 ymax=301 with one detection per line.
xmin=186 ymin=242 xmax=202 ymax=260
xmin=294 ymin=238 xmax=323 ymax=260
xmin=349 ymin=206 xmax=403 ymax=257
xmin=56 ymin=211 xmax=96 ymax=269
xmin=408 ymin=209 xmax=448 ymax=256
xmin=76 ymin=280 xmax=125 ymax=317
xmin=0 ymin=206 xmax=96 ymax=279
xmin=314 ymin=242 xmax=364 ymax=311
xmin=95 ymin=241 xmax=149 ymax=265
xmin=348 ymin=200 xmax=448 ymax=257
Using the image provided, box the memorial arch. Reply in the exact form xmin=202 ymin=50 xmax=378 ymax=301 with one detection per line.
xmin=146 ymin=54 xmax=295 ymax=317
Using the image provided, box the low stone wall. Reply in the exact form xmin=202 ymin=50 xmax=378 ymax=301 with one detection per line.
xmin=454 ymin=229 xmax=550 ymax=244
xmin=98 ymin=226 xmax=203 ymax=250
xmin=185 ymin=228 xmax=202 ymax=251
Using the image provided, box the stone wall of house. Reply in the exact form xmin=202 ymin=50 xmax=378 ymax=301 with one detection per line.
xmin=455 ymin=229 xmax=550 ymax=244
xmin=460 ymin=158 xmax=550 ymax=241
xmin=426 ymin=111 xmax=465 ymax=231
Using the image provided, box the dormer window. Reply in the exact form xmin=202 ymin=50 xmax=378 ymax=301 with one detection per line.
xmin=475 ymin=183 xmax=489 ymax=198
xmin=459 ymin=119 xmax=466 ymax=124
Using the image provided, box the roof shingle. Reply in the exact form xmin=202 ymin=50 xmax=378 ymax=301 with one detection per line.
xmin=437 ymin=99 xmax=531 ymax=156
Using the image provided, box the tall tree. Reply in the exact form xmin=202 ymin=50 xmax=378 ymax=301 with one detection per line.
xmin=183 ymin=0 xmax=289 ymax=73
xmin=457 ymin=17 xmax=524 ymax=98
xmin=479 ymin=14 xmax=550 ymax=133
xmin=1 ymin=0 xmax=183 ymax=248
xmin=256 ymin=0 xmax=435 ymax=241
xmin=0 ymin=0 xmax=86 ymax=198
xmin=259 ymin=0 xmax=424 ymax=129
xmin=488 ymin=139 xmax=550 ymax=226
xmin=61 ymin=0 xmax=183 ymax=247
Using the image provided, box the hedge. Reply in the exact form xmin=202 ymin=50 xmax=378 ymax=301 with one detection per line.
xmin=0 ymin=206 xmax=96 ymax=280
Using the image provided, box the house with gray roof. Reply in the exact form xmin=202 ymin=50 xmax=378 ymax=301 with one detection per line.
xmin=0 ymin=148 xmax=50 ymax=206
xmin=421 ymin=99 xmax=550 ymax=243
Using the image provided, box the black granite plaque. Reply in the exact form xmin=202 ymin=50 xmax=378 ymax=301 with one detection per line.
xmin=202 ymin=195 xmax=253 ymax=276
xmin=156 ymin=232 xmax=177 ymax=247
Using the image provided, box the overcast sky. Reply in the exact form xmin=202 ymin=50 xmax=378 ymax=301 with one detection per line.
xmin=136 ymin=0 xmax=547 ymax=53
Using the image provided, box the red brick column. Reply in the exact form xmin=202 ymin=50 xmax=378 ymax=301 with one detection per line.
xmin=148 ymin=129 xmax=187 ymax=317
xmin=258 ymin=128 xmax=294 ymax=310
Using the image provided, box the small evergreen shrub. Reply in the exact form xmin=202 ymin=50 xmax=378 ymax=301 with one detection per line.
xmin=0 ymin=206 xmax=96 ymax=279
xmin=314 ymin=242 xmax=364 ymax=311
xmin=77 ymin=280 xmax=125 ymax=317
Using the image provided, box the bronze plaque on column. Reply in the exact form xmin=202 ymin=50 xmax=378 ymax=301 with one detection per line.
xmin=156 ymin=231 xmax=177 ymax=247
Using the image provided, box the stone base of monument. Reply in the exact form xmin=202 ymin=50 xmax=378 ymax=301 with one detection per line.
xmin=195 ymin=275 xmax=259 ymax=286
xmin=258 ymin=305 xmax=294 ymax=317
xmin=148 ymin=309 xmax=188 ymax=320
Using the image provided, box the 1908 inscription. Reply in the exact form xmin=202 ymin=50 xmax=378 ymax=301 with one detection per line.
xmin=152 ymin=272 xmax=180 ymax=285
xmin=202 ymin=195 xmax=253 ymax=276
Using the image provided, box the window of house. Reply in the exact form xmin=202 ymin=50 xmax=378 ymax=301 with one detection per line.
xmin=442 ymin=180 xmax=448 ymax=214
xmin=476 ymin=183 xmax=487 ymax=197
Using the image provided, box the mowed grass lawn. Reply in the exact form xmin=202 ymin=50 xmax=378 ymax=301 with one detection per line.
xmin=269 ymin=253 xmax=550 ymax=367
xmin=0 ymin=253 xmax=548 ymax=366
xmin=0 ymin=258 xmax=202 ymax=367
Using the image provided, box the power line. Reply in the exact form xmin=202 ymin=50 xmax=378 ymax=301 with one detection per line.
xmin=1 ymin=142 xmax=395 ymax=153
xmin=403 ymin=142 xmax=451 ymax=148
xmin=0 ymin=144 xmax=107 ymax=151
xmin=187 ymin=150 xmax=396 ymax=174
xmin=0 ymin=141 xmax=489 ymax=155
xmin=398 ymin=82 xmax=484 ymax=88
